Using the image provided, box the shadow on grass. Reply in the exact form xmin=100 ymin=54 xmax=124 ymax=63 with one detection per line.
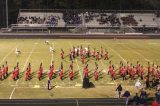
xmin=30 ymin=71 xmax=36 ymax=80
xmin=19 ymin=71 xmax=25 ymax=79
xmin=89 ymin=73 xmax=94 ymax=79
xmin=5 ymin=72 xmax=12 ymax=79
xmin=73 ymin=71 xmax=79 ymax=79
xmin=41 ymin=72 xmax=48 ymax=80
xmin=62 ymin=70 xmax=69 ymax=80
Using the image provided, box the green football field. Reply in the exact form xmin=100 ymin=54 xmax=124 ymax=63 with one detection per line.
xmin=0 ymin=39 xmax=159 ymax=99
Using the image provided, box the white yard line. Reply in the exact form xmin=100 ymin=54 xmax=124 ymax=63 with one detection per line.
xmin=130 ymin=41 xmax=153 ymax=63
xmin=16 ymin=43 xmax=38 ymax=85
xmin=9 ymin=88 xmax=15 ymax=99
xmin=75 ymin=59 xmax=83 ymax=81
xmin=50 ymin=41 xmax=55 ymax=64
xmin=125 ymin=46 xmax=150 ymax=62
xmin=50 ymin=52 xmax=54 ymax=65
xmin=9 ymin=42 xmax=38 ymax=99
xmin=0 ymin=44 xmax=20 ymax=65
xmin=68 ymin=42 xmax=83 ymax=82
xmin=22 ymin=52 xmax=42 ymax=53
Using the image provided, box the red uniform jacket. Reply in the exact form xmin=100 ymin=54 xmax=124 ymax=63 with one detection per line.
xmin=94 ymin=70 xmax=99 ymax=80
xmin=84 ymin=68 xmax=89 ymax=77
xmin=5 ymin=65 xmax=8 ymax=74
xmin=60 ymin=69 xmax=63 ymax=79
xmin=148 ymin=66 xmax=150 ymax=74
xmin=69 ymin=70 xmax=73 ymax=79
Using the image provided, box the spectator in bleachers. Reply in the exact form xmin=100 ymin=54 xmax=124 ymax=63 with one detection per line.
xmin=63 ymin=11 xmax=82 ymax=26
xmin=17 ymin=14 xmax=60 ymax=27
xmin=121 ymin=15 xmax=138 ymax=26
xmin=97 ymin=13 xmax=121 ymax=26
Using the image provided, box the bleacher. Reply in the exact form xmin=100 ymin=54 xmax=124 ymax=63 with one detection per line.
xmin=11 ymin=9 xmax=160 ymax=33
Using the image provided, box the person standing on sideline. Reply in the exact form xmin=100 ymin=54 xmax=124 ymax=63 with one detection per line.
xmin=135 ymin=79 xmax=141 ymax=93
xmin=116 ymin=84 xmax=123 ymax=98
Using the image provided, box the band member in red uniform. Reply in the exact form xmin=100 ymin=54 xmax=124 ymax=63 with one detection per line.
xmin=28 ymin=63 xmax=31 ymax=73
xmin=94 ymin=69 xmax=99 ymax=81
xmin=118 ymin=61 xmax=123 ymax=75
xmin=84 ymin=64 xmax=89 ymax=78
xmin=25 ymin=63 xmax=31 ymax=81
xmin=81 ymin=55 xmax=85 ymax=64
xmin=12 ymin=66 xmax=19 ymax=81
xmin=152 ymin=64 xmax=155 ymax=77
xmin=37 ymin=63 xmax=43 ymax=80
xmin=25 ymin=67 xmax=31 ymax=81
xmin=2 ymin=65 xmax=5 ymax=79
xmin=121 ymin=66 xmax=126 ymax=80
xmin=126 ymin=61 xmax=130 ymax=75
xmin=94 ymin=62 xmax=99 ymax=80
xmin=12 ymin=67 xmax=16 ymax=81
xmin=48 ymin=61 xmax=54 ymax=80
xmin=69 ymin=61 xmax=74 ymax=80
xmin=61 ymin=49 xmax=64 ymax=59
xmin=4 ymin=61 xmax=8 ymax=77
xmin=111 ymin=66 xmax=116 ymax=80
xmin=59 ymin=62 xmax=63 ymax=80
xmin=69 ymin=70 xmax=73 ymax=80
xmin=108 ymin=61 xmax=112 ymax=75
xmin=96 ymin=52 xmax=100 ymax=61
xmin=130 ymin=65 xmax=135 ymax=80
xmin=104 ymin=50 xmax=109 ymax=60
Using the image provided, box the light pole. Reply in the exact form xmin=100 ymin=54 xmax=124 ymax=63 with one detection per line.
xmin=6 ymin=0 xmax=8 ymax=28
